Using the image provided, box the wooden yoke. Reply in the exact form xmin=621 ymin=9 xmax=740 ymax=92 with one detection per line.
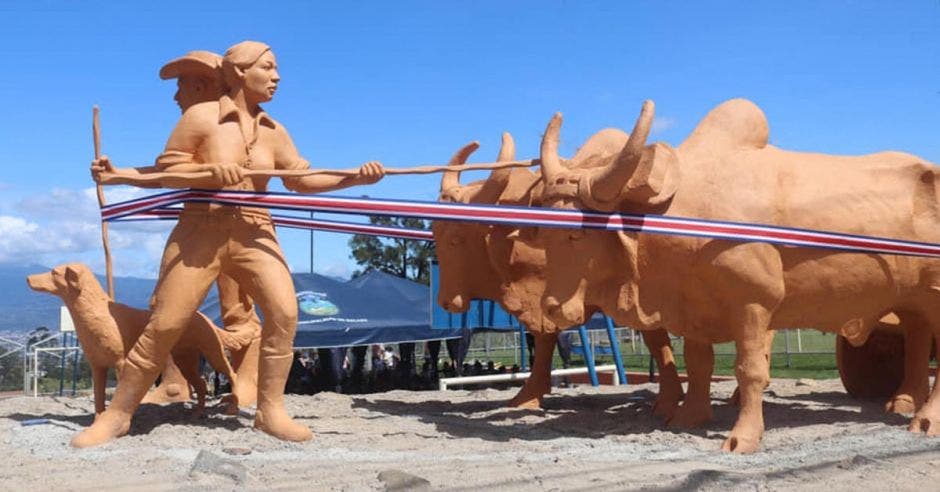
xmin=95 ymin=159 xmax=542 ymax=186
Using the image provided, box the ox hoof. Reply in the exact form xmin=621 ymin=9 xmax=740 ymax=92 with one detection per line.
xmin=885 ymin=394 xmax=918 ymax=415
xmin=652 ymin=393 xmax=682 ymax=420
xmin=507 ymin=380 xmax=549 ymax=410
xmin=720 ymin=430 xmax=762 ymax=454
xmin=70 ymin=412 xmax=131 ymax=448
xmin=507 ymin=395 xmax=543 ymax=410
xmin=908 ymin=413 xmax=940 ymax=437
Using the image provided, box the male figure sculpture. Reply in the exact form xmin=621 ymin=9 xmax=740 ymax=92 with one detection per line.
xmin=103 ymin=50 xmax=265 ymax=408
xmin=78 ymin=40 xmax=384 ymax=447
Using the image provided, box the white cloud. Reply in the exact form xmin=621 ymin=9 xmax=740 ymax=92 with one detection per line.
xmin=0 ymin=186 xmax=174 ymax=277
xmin=0 ymin=215 xmax=97 ymax=262
xmin=652 ymin=116 xmax=677 ymax=134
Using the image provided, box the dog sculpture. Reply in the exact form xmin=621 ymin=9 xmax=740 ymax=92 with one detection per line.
xmin=27 ymin=263 xmax=237 ymax=415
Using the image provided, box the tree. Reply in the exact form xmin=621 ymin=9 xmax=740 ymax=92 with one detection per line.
xmin=348 ymin=216 xmax=434 ymax=285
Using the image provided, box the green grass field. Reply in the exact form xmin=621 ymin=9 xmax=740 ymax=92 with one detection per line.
xmin=462 ymin=329 xmax=840 ymax=380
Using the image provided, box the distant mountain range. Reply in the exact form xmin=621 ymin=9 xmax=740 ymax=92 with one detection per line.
xmin=0 ymin=263 xmax=349 ymax=334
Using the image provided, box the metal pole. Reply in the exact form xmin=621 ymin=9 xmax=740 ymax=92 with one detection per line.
xmin=71 ymin=334 xmax=79 ymax=395
xmin=58 ymin=334 xmax=66 ymax=396
xmin=577 ymin=326 xmax=599 ymax=386
xmin=605 ymin=317 xmax=628 ymax=386
xmin=785 ymin=330 xmax=792 ymax=368
xmin=22 ymin=351 xmax=28 ymax=396
xmin=33 ymin=349 xmax=39 ymax=397
xmin=309 ymin=211 xmax=314 ymax=273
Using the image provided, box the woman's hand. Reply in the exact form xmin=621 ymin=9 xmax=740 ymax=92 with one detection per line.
xmin=356 ymin=161 xmax=385 ymax=185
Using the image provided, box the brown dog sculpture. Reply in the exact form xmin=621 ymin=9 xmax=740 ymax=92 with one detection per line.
xmin=536 ymin=98 xmax=940 ymax=453
xmin=27 ymin=263 xmax=237 ymax=417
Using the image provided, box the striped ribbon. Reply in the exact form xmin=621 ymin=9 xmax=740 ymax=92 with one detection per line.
xmin=111 ymin=206 xmax=434 ymax=241
xmin=100 ymin=189 xmax=940 ymax=258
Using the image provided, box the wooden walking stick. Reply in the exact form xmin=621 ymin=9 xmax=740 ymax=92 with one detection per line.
xmin=92 ymin=106 xmax=115 ymax=299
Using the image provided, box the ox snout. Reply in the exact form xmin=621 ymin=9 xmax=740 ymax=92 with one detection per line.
xmin=26 ymin=272 xmax=56 ymax=293
xmin=541 ymin=294 xmax=584 ymax=329
xmin=439 ymin=293 xmax=470 ymax=313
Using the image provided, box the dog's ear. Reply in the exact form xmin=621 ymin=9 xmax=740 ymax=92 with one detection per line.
xmin=64 ymin=266 xmax=83 ymax=294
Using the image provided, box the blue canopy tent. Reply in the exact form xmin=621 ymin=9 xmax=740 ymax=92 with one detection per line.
xmin=201 ymin=269 xmax=464 ymax=348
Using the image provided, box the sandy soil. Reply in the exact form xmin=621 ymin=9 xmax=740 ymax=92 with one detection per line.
xmin=2 ymin=378 xmax=940 ymax=491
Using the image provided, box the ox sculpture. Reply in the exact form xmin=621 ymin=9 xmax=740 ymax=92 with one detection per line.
xmin=535 ymin=98 xmax=940 ymax=453
xmin=433 ymin=133 xmax=684 ymax=414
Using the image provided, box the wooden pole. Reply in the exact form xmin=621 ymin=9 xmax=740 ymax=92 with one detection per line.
xmin=92 ymin=106 xmax=115 ymax=299
xmin=95 ymin=159 xmax=541 ymax=186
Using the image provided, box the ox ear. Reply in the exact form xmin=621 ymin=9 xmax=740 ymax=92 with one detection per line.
xmin=622 ymin=142 xmax=680 ymax=206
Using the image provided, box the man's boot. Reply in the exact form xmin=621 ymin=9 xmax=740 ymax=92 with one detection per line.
xmin=70 ymin=359 xmax=160 ymax=448
xmin=254 ymin=352 xmax=313 ymax=442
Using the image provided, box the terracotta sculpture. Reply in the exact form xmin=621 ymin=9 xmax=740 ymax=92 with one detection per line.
xmin=837 ymin=314 xmax=940 ymax=414
xmin=99 ymin=50 xmax=265 ymax=409
xmin=78 ymin=40 xmax=384 ymax=447
xmin=98 ymin=50 xmax=264 ymax=410
xmin=27 ymin=263 xmax=237 ymax=416
xmin=535 ymin=98 xmax=940 ymax=452
xmin=433 ymin=134 xmax=683 ymax=413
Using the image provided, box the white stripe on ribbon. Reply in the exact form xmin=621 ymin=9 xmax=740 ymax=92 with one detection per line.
xmin=100 ymin=189 xmax=940 ymax=258
xmin=111 ymin=206 xmax=434 ymax=241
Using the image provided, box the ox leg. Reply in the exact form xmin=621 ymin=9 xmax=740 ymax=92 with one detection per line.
xmin=668 ymin=338 xmax=713 ymax=428
xmin=730 ymin=330 xmax=775 ymax=406
xmin=641 ymin=328 xmax=682 ymax=419
xmin=722 ymin=309 xmax=772 ymax=454
xmin=508 ymin=332 xmax=556 ymax=409
xmin=910 ymin=363 xmax=940 ymax=436
xmin=909 ymin=325 xmax=940 ymax=436
xmin=887 ymin=315 xmax=931 ymax=414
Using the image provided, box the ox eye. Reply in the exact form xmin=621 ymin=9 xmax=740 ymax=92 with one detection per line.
xmin=569 ymin=230 xmax=585 ymax=241
xmin=449 ymin=236 xmax=464 ymax=246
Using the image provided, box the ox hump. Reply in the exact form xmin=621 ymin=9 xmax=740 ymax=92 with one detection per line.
xmin=571 ymin=128 xmax=630 ymax=169
xmin=680 ymin=98 xmax=770 ymax=156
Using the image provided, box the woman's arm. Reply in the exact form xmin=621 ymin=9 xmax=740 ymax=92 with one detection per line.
xmin=275 ymin=127 xmax=385 ymax=193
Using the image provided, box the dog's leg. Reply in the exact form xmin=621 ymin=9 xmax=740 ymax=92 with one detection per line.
xmin=172 ymin=350 xmax=206 ymax=417
xmin=93 ymin=366 xmax=108 ymax=417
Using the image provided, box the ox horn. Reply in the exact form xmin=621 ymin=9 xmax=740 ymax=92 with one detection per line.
xmin=474 ymin=133 xmax=517 ymax=203
xmin=539 ymin=113 xmax=564 ymax=181
xmin=440 ymin=141 xmax=481 ymax=196
xmin=590 ymin=100 xmax=655 ymax=204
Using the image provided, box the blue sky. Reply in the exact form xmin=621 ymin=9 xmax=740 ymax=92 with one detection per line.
xmin=1 ymin=1 xmax=939 ymax=281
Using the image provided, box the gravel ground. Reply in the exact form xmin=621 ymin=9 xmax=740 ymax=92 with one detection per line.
xmin=2 ymin=378 xmax=939 ymax=491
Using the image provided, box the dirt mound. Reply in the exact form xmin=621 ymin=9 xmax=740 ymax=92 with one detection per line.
xmin=2 ymin=379 xmax=939 ymax=490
